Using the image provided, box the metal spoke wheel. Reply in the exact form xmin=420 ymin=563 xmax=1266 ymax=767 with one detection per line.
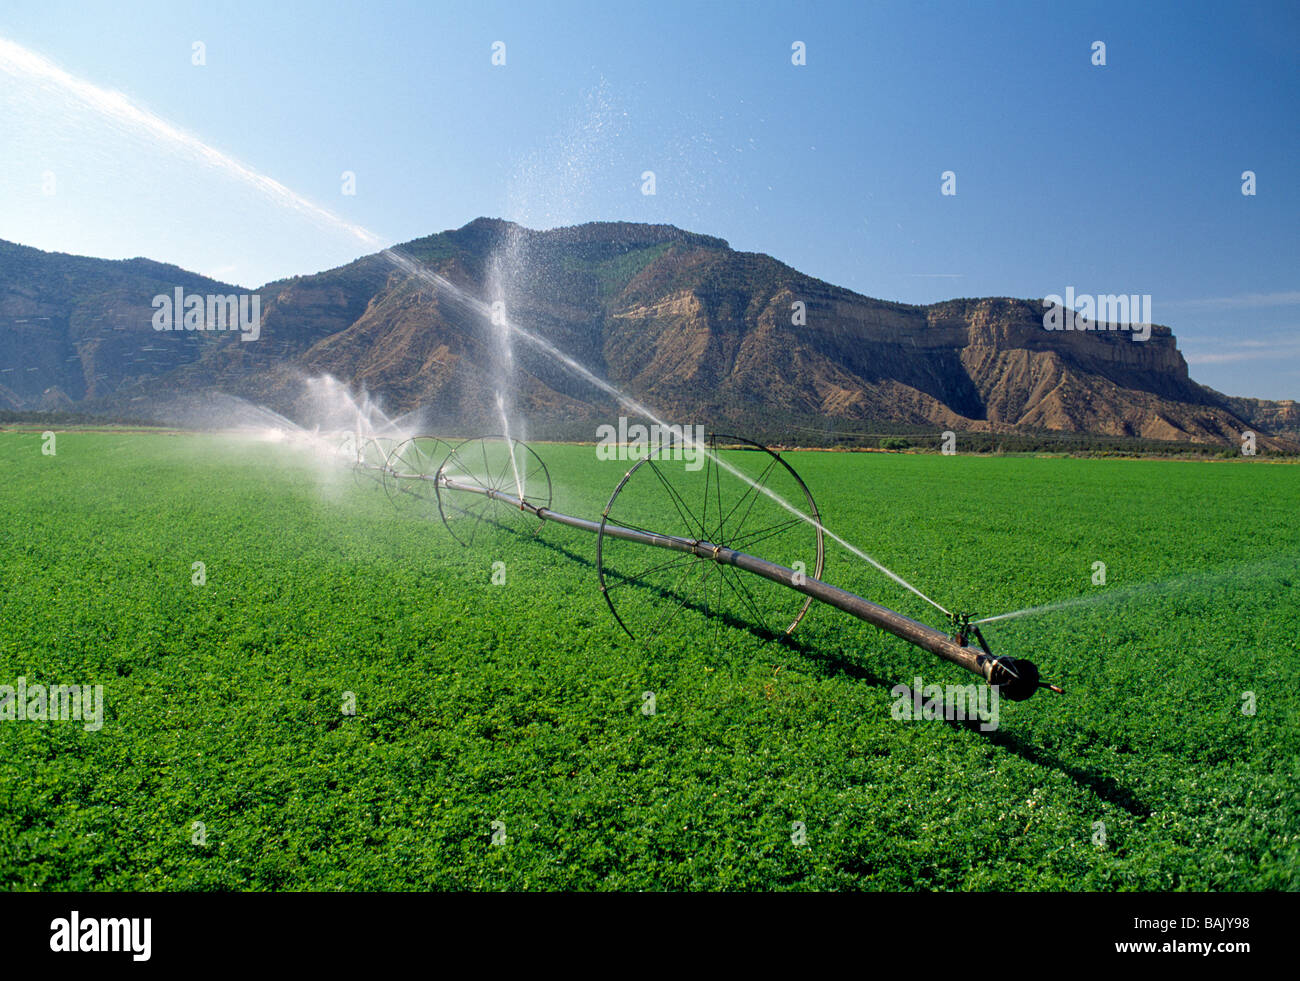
xmin=383 ymin=436 xmax=452 ymax=514
xmin=352 ymin=435 xmax=397 ymax=490
xmin=596 ymin=433 xmax=825 ymax=645
xmin=435 ymin=436 xmax=552 ymax=546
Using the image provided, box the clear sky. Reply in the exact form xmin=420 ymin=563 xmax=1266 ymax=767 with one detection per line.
xmin=0 ymin=0 xmax=1295 ymax=399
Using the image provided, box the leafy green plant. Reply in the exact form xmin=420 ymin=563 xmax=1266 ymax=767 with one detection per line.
xmin=0 ymin=432 xmax=1295 ymax=890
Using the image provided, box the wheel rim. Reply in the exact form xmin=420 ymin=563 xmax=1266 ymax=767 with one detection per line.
xmin=352 ymin=435 xmax=397 ymax=490
xmin=435 ymin=436 xmax=552 ymax=546
xmin=383 ymin=436 xmax=452 ymax=513
xmin=596 ymin=433 xmax=825 ymax=644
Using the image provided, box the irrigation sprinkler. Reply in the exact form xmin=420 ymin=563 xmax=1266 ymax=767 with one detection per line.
xmin=349 ymin=430 xmax=1063 ymax=701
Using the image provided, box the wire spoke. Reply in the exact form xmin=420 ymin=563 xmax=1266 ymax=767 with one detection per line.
xmin=715 ymin=455 xmax=779 ymax=536
xmin=702 ymin=441 xmax=712 ymax=548
xmin=647 ymin=559 xmax=705 ymax=644
xmin=603 ymin=552 xmax=698 ymax=590
xmin=647 ymin=460 xmax=704 ymax=540
xmin=719 ymin=564 xmax=770 ymax=632
xmin=712 ymin=442 xmax=725 ymax=548
xmin=726 ymin=457 xmax=779 ymax=546
xmin=727 ymin=516 xmax=806 ymax=553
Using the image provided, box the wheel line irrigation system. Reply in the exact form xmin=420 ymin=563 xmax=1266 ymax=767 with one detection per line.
xmin=339 ymin=430 xmax=1064 ymax=703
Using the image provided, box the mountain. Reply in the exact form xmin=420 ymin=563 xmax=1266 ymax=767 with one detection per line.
xmin=0 ymin=220 xmax=1294 ymax=450
xmin=0 ymin=239 xmax=239 ymax=411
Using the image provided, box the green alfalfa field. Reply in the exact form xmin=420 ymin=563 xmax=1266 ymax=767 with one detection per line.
xmin=0 ymin=429 xmax=1296 ymax=891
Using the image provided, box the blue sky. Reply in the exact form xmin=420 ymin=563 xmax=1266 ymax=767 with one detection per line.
xmin=0 ymin=0 xmax=1295 ymax=399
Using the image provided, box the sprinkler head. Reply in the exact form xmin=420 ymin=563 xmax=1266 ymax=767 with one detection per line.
xmin=949 ymin=610 xmax=974 ymax=647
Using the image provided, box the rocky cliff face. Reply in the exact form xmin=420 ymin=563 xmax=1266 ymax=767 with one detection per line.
xmin=935 ymin=298 xmax=1251 ymax=443
xmin=1205 ymin=392 xmax=1300 ymax=443
xmin=0 ymin=220 xmax=1292 ymax=449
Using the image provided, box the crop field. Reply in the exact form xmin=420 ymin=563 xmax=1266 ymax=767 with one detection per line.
xmin=0 ymin=430 xmax=1297 ymax=891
